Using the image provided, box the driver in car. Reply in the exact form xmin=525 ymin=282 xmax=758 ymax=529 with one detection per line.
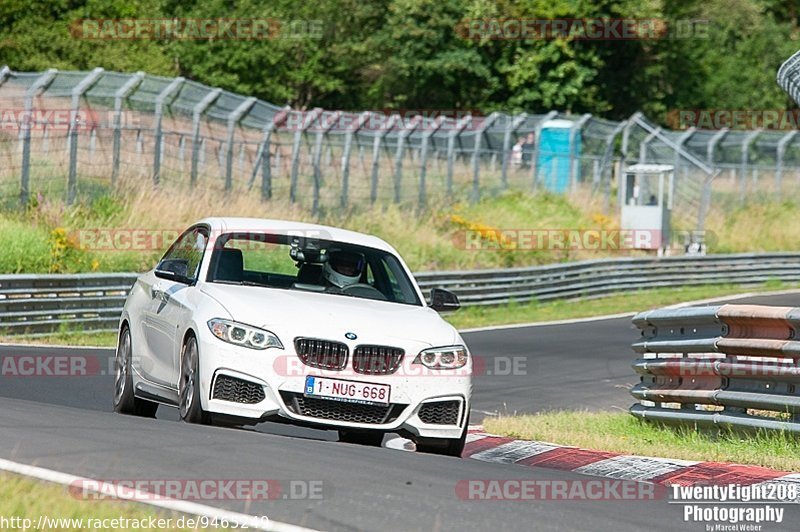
xmin=323 ymin=249 xmax=365 ymax=290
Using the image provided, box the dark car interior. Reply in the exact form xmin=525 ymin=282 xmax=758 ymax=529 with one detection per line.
xmin=205 ymin=233 xmax=421 ymax=305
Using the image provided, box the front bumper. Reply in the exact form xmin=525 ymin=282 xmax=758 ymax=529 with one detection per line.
xmin=196 ymin=333 xmax=471 ymax=439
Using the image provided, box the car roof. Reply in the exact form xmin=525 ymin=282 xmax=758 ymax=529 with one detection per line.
xmin=196 ymin=217 xmax=397 ymax=254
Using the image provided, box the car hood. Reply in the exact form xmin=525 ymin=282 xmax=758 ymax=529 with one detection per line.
xmin=200 ymin=283 xmax=459 ymax=348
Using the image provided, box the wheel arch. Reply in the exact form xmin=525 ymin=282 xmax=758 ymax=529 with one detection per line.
xmin=182 ymin=326 xmax=198 ymax=345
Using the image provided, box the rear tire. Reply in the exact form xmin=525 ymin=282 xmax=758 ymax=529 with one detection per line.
xmin=415 ymin=415 xmax=469 ymax=457
xmin=338 ymin=430 xmax=384 ymax=447
xmin=179 ymin=335 xmax=210 ymax=424
xmin=113 ymin=326 xmax=158 ymax=418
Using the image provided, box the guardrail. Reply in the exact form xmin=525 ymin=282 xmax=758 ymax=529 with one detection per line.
xmin=630 ymin=304 xmax=800 ymax=433
xmin=0 ymin=273 xmax=137 ymax=335
xmin=1 ymin=252 xmax=799 ymax=336
xmin=414 ymin=252 xmax=800 ymax=306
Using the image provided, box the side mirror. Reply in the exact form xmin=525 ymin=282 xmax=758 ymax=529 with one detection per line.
xmin=154 ymin=259 xmax=192 ymax=284
xmin=430 ymin=288 xmax=460 ymax=312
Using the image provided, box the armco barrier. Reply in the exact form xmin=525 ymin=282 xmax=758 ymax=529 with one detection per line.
xmin=1 ymin=252 xmax=799 ymax=335
xmin=0 ymin=273 xmax=137 ymax=335
xmin=630 ymin=304 xmax=800 ymax=433
xmin=414 ymin=252 xmax=800 ymax=306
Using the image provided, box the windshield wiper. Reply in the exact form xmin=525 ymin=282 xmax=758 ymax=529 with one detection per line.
xmin=213 ymin=279 xmax=268 ymax=288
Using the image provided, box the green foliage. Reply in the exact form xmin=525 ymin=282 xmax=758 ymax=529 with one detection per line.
xmin=0 ymin=217 xmax=52 ymax=273
xmin=0 ymin=1 xmax=797 ymax=119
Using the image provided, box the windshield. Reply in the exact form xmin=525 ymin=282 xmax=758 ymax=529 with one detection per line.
xmin=205 ymin=232 xmax=422 ymax=306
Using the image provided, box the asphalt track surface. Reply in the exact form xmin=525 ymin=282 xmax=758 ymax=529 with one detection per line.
xmin=1 ymin=292 xmax=799 ymax=531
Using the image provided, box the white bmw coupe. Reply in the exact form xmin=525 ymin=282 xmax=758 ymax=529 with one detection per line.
xmin=114 ymin=218 xmax=471 ymax=456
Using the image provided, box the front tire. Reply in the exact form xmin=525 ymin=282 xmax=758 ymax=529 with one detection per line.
xmin=415 ymin=415 xmax=469 ymax=457
xmin=179 ymin=335 xmax=210 ymax=424
xmin=113 ymin=326 xmax=158 ymax=418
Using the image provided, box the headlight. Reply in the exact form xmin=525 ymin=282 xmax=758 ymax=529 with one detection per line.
xmin=207 ymin=318 xmax=283 ymax=350
xmin=413 ymin=345 xmax=468 ymax=369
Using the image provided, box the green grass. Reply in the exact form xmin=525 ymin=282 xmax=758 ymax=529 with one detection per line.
xmin=0 ymin=472 xmax=227 ymax=531
xmin=0 ymin=188 xmax=609 ymax=273
xmin=0 ymin=217 xmax=54 ymax=273
xmin=445 ymin=282 xmax=798 ymax=329
xmin=5 ymin=185 xmax=800 ymax=275
xmin=483 ymin=411 xmax=800 ymax=472
xmin=709 ymin=198 xmax=800 ymax=254
xmin=0 ymin=330 xmax=119 ymax=347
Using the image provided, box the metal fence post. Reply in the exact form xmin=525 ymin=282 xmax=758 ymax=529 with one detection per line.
xmin=568 ymin=113 xmax=592 ymax=192
xmin=776 ymin=130 xmax=797 ymax=194
xmin=111 ymin=72 xmax=144 ymax=187
xmin=340 ymin=112 xmax=370 ymax=208
xmin=224 ymin=97 xmax=256 ymax=192
xmin=500 ymin=113 xmax=527 ymax=189
xmin=696 ymin=128 xmax=728 ymax=232
xmin=190 ymin=88 xmax=222 ymax=187
xmin=418 ymin=116 xmax=445 ymax=208
xmin=394 ymin=115 xmax=421 ymax=203
xmin=619 ymin=113 xmax=640 ymax=208
xmin=599 ymin=120 xmax=626 ymax=213
xmin=632 ymin=114 xmax=713 ymax=173
xmin=674 ymin=127 xmax=697 ymax=167
xmin=370 ymin=114 xmax=399 ymax=204
xmin=0 ymin=66 xmax=10 ymax=86
xmin=673 ymin=126 xmax=695 ymax=178
xmin=639 ymin=127 xmax=661 ymax=164
xmin=290 ymin=108 xmax=321 ymax=203
xmin=67 ymin=68 xmax=104 ymax=205
xmin=707 ymin=128 xmax=728 ymax=168
xmin=446 ymin=114 xmax=472 ymax=196
xmin=312 ymin=111 xmax=340 ymax=213
xmin=740 ymin=129 xmax=761 ymax=205
xmin=20 ymin=69 xmax=57 ymax=206
xmin=152 ymin=77 xmax=184 ymax=186
xmin=671 ymin=127 xmax=696 ymax=205
xmin=530 ymin=110 xmax=557 ymax=190
xmin=471 ymin=112 xmax=499 ymax=202
xmin=633 ymin=113 xmax=716 ymax=223
xmin=249 ymin=107 xmax=288 ymax=200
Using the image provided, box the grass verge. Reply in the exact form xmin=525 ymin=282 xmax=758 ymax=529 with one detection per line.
xmin=0 ymin=330 xmax=119 ymax=347
xmin=482 ymin=411 xmax=800 ymax=472
xmin=446 ymin=282 xmax=798 ymax=329
xmin=0 ymin=471 xmax=225 ymax=531
xmin=0 ymin=187 xmax=606 ymax=273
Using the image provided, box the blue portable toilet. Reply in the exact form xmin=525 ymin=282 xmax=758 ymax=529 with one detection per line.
xmin=536 ymin=119 xmax=580 ymax=193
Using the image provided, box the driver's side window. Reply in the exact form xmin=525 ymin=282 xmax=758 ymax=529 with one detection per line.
xmin=159 ymin=227 xmax=208 ymax=281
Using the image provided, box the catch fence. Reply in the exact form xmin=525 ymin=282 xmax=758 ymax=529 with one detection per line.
xmin=2 ymin=64 xmax=800 ymax=230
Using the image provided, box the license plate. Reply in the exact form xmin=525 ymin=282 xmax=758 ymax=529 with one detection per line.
xmin=304 ymin=376 xmax=390 ymax=406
